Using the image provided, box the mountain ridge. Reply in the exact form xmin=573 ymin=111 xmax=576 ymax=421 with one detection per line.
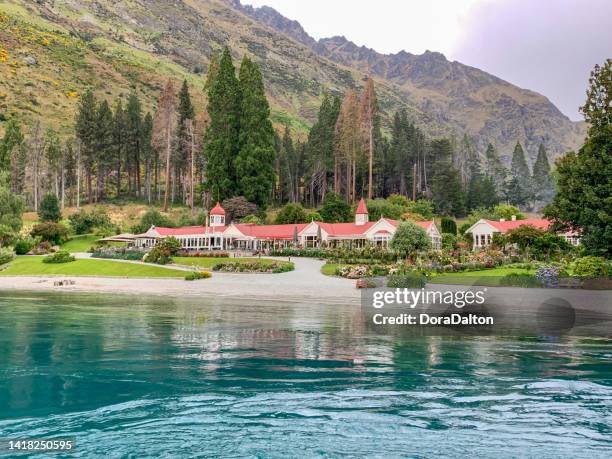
xmin=0 ymin=0 xmax=586 ymax=165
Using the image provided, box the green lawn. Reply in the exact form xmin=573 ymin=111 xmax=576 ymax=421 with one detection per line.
xmin=60 ymin=234 xmax=100 ymax=252
xmin=172 ymin=256 xmax=287 ymax=269
xmin=0 ymin=256 xmax=185 ymax=278
xmin=428 ymin=267 xmax=535 ymax=286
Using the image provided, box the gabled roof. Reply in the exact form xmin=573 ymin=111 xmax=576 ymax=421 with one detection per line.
xmin=484 ymin=218 xmax=551 ymax=233
xmin=356 ymin=198 xmax=368 ymax=214
xmin=316 ymin=221 xmax=376 ymax=237
xmin=233 ymin=223 xmax=309 ymax=240
xmin=383 ymin=218 xmax=434 ymax=232
xmin=210 ymin=202 xmax=225 ymax=216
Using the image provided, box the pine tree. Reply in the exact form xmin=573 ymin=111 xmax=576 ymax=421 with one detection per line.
xmin=431 ymin=160 xmax=465 ymax=217
xmin=142 ymin=112 xmax=154 ymax=203
xmin=94 ymin=100 xmax=113 ymax=201
xmin=204 ymin=47 xmax=241 ymax=202
xmin=507 ymin=141 xmax=532 ymax=206
xmin=112 ymin=100 xmax=126 ymax=197
xmin=235 ymin=56 xmax=275 ymax=207
xmin=75 ymin=89 xmax=98 ymax=203
xmin=484 ymin=143 xmax=507 ymax=196
xmin=532 ymin=143 xmax=554 ymax=207
xmin=0 ymin=119 xmax=25 ymax=193
xmin=334 ymin=90 xmax=361 ymax=202
xmin=125 ymin=91 xmax=143 ymax=197
xmin=176 ymin=80 xmax=195 ymax=203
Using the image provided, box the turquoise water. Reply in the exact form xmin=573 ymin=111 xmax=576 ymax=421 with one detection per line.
xmin=0 ymin=292 xmax=611 ymax=457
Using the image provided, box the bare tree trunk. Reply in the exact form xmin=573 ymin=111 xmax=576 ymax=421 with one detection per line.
xmin=190 ymin=129 xmax=195 ymax=211
xmin=367 ymin=120 xmax=373 ymax=199
xmin=76 ymin=143 xmax=81 ymax=209
xmin=163 ymin=127 xmax=171 ymax=212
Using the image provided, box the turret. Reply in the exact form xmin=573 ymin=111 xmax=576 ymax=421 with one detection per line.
xmin=209 ymin=202 xmax=225 ymax=227
xmin=355 ymin=198 xmax=368 ymax=225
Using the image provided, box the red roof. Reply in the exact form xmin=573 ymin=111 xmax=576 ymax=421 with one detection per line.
xmin=384 ymin=219 xmax=434 ymax=232
xmin=210 ymin=202 xmax=225 ymax=216
xmin=316 ymin=221 xmax=376 ymax=236
xmin=356 ymin=198 xmax=368 ymax=214
xmin=484 ymin=218 xmax=551 ymax=233
xmin=234 ymin=223 xmax=308 ymax=240
xmin=153 ymin=226 xmax=226 ymax=236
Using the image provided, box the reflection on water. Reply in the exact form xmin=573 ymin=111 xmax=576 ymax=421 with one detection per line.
xmin=0 ymin=292 xmax=611 ymax=457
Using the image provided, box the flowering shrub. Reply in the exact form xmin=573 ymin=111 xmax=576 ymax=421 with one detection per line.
xmin=571 ymin=256 xmax=609 ymax=278
xmin=177 ymin=250 xmax=229 ymax=258
xmin=535 ymin=266 xmax=560 ymax=287
xmin=335 ymin=265 xmax=372 ymax=279
xmin=0 ymin=247 xmax=15 ymax=265
xmin=213 ymin=261 xmax=294 ymax=273
xmin=92 ymin=247 xmax=146 ymax=261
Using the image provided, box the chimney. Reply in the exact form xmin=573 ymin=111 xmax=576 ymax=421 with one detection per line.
xmin=511 ymin=215 xmax=516 ymax=221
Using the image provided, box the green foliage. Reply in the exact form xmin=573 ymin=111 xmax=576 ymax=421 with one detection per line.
xmin=213 ymin=260 xmax=294 ymax=273
xmin=144 ymin=238 xmax=181 ymax=265
xmin=545 ymin=59 xmax=611 ymax=257
xmin=506 ymin=225 xmax=545 ymax=250
xmin=390 ymin=221 xmax=432 ymax=257
xmin=387 ymin=194 xmax=410 ymax=207
xmin=14 ymin=236 xmax=35 ymax=255
xmin=532 ymin=144 xmax=554 ymax=205
xmin=0 ymin=224 xmax=16 ymax=248
xmin=0 ymin=247 xmax=15 ymax=265
xmin=492 ymin=204 xmax=525 ymax=221
xmin=441 ymin=233 xmax=458 ymax=250
xmin=131 ymin=209 xmax=174 ymax=233
xmin=43 ymin=250 xmax=76 ymax=264
xmin=491 ymin=233 xmax=507 ymax=249
xmin=235 ymin=56 xmax=275 ymax=207
xmin=240 ymin=214 xmax=262 ymax=224
xmin=0 ymin=172 xmax=25 ymax=232
xmin=571 ymin=256 xmax=609 ymax=278
xmin=204 ymin=47 xmax=241 ymax=202
xmin=305 ymin=211 xmax=321 ymax=222
xmin=275 ymin=203 xmax=307 ymax=224
xmin=30 ymin=222 xmax=69 ymax=245
xmin=318 ymin=192 xmax=352 ymax=223
xmin=184 ymin=270 xmax=212 ymax=281
xmin=221 ymin=196 xmax=258 ymax=222
xmin=68 ymin=208 xmax=113 ymax=234
xmin=531 ymin=232 xmax=571 ymax=259
xmin=91 ymin=247 xmax=146 ymax=261
xmin=507 ymin=141 xmax=532 ymax=206
xmin=0 ymin=119 xmax=24 ymax=172
xmin=440 ymin=217 xmax=457 ymax=235
xmin=431 ymin=160 xmax=465 ymax=217
xmin=387 ymin=273 xmax=427 ymax=288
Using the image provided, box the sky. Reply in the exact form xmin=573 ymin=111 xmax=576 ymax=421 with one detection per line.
xmin=242 ymin=0 xmax=611 ymax=121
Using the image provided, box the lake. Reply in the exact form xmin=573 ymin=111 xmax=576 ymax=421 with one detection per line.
xmin=0 ymin=291 xmax=611 ymax=457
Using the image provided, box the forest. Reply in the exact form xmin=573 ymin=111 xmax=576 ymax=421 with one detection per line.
xmin=0 ymin=46 xmax=557 ymax=218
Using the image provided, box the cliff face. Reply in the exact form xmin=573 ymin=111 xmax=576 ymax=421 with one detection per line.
xmin=0 ymin=0 xmax=585 ymax=162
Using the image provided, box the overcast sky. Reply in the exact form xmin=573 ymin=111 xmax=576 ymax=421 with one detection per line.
xmin=242 ymin=0 xmax=611 ymax=121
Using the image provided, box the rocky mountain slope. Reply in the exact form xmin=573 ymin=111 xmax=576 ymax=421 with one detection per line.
xmin=0 ymin=0 xmax=585 ymax=163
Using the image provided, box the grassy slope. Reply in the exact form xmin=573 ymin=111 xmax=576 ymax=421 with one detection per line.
xmin=0 ymin=256 xmax=185 ymax=277
xmin=60 ymin=234 xmax=101 ymax=252
xmin=428 ymin=267 xmax=535 ymax=286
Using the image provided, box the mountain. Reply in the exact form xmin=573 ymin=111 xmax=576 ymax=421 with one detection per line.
xmin=0 ymin=0 xmax=585 ymax=164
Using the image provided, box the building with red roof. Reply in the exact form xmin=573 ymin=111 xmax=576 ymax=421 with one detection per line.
xmin=134 ymin=200 xmax=442 ymax=251
xmin=464 ymin=216 xmax=580 ymax=248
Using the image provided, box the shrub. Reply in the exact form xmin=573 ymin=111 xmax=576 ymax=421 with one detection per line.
xmin=38 ymin=193 xmax=62 ymax=222
xmin=390 ymin=221 xmax=431 ymax=258
xmin=43 ymin=250 xmax=75 ymax=264
xmin=305 ymin=211 xmax=321 ymax=222
xmin=184 ymin=271 xmax=212 ymax=281
xmin=213 ymin=261 xmax=294 ymax=273
xmin=144 ymin=237 xmax=181 ymax=265
xmin=506 ymin=225 xmax=545 ymax=251
xmin=68 ymin=208 xmax=112 ymax=234
xmin=0 ymin=247 xmax=15 ymax=265
xmin=30 ymin=222 xmax=69 ymax=245
xmin=176 ymin=250 xmax=229 ymax=258
xmin=0 ymin=224 xmax=16 ymax=247
xmin=571 ymin=256 xmax=609 ymax=278
xmin=491 ymin=204 xmax=525 ymax=221
xmin=387 ymin=273 xmax=427 ymax=288
xmin=441 ymin=233 xmax=458 ymax=250
xmin=240 ymin=214 xmax=262 ymax=224
xmin=440 ymin=217 xmax=457 ymax=235
xmin=131 ymin=209 xmax=174 ymax=234
xmin=319 ymin=192 xmax=352 ymax=223
xmin=91 ymin=247 xmax=146 ymax=261
xmin=14 ymin=236 xmax=35 ymax=255
xmin=499 ymin=273 xmax=540 ymax=287
xmin=275 ymin=203 xmax=307 ymax=224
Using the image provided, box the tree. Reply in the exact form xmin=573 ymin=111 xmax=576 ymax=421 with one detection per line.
xmin=131 ymin=208 xmax=174 ymax=234
xmin=142 ymin=112 xmax=154 ymax=203
xmin=532 ymin=143 xmax=554 ymax=207
xmin=30 ymin=222 xmax=69 ymax=245
xmin=318 ymin=192 xmax=352 ymax=223
xmin=484 ymin=143 xmax=507 ymax=196
xmin=507 ymin=141 xmax=532 ymax=206
xmin=221 ymin=196 xmax=258 ymax=222
xmin=125 ymin=91 xmax=143 ymax=198
xmin=275 ymin=203 xmax=307 ymax=224
xmin=75 ymin=89 xmax=98 ymax=203
xmin=440 ymin=217 xmax=457 ymax=235
xmin=0 ymin=171 xmax=24 ymax=232
xmin=153 ymin=79 xmax=178 ymax=212
xmin=390 ymin=221 xmax=431 ymax=258
xmin=334 ymin=90 xmax=361 ymax=202
xmin=235 ymin=56 xmax=275 ymax=207
xmin=431 ymin=159 xmax=465 ymax=217
xmin=0 ymin=119 xmax=24 ymax=176
xmin=38 ymin=193 xmax=61 ymax=222
xmin=506 ymin=224 xmax=545 ymax=252
xmin=94 ymin=100 xmax=114 ymax=200
xmin=176 ymin=79 xmax=195 ymax=204
xmin=360 ymin=76 xmax=378 ymax=199
xmin=204 ymin=47 xmax=241 ymax=203
xmin=545 ymin=59 xmax=611 ymax=256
